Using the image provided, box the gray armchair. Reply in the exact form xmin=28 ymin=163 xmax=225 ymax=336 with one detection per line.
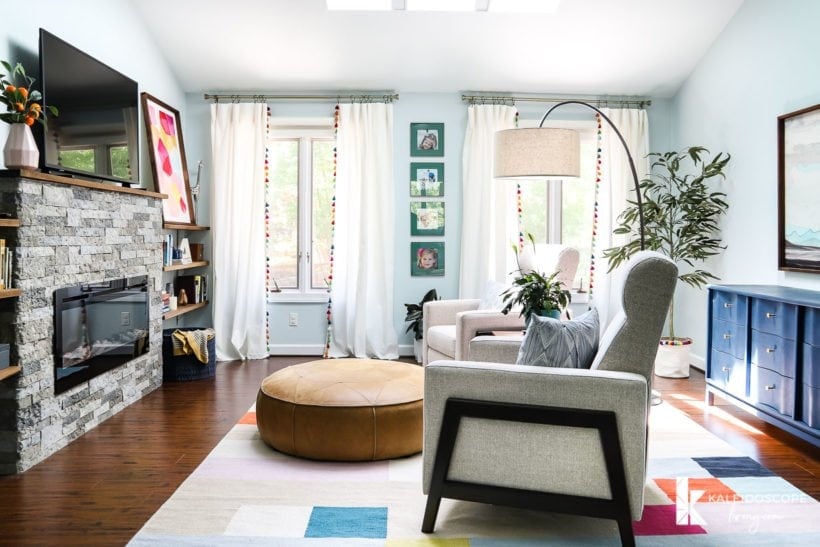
xmin=421 ymin=251 xmax=677 ymax=546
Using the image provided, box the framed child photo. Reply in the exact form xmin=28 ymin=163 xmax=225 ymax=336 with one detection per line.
xmin=411 ymin=122 xmax=444 ymax=157
xmin=411 ymin=242 xmax=445 ymax=276
xmin=410 ymin=201 xmax=445 ymax=236
xmin=410 ymin=162 xmax=444 ymax=197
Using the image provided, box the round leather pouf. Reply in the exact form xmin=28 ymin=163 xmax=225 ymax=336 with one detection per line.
xmin=256 ymin=359 xmax=424 ymax=461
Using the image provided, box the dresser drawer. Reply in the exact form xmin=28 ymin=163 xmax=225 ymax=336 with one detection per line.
xmin=805 ymin=308 xmax=820 ymax=346
xmin=751 ymin=299 xmax=797 ymax=339
xmin=802 ymin=383 xmax=820 ymax=430
xmin=711 ymin=319 xmax=747 ymax=359
xmin=711 ymin=291 xmax=747 ymax=324
xmin=804 ymin=342 xmax=820 ymax=388
xmin=750 ymin=330 xmax=796 ymax=378
xmin=708 ymin=349 xmax=747 ymax=397
xmin=750 ymin=365 xmax=795 ymax=418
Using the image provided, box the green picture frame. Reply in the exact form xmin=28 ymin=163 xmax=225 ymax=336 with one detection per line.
xmin=410 ymin=122 xmax=444 ymax=157
xmin=410 ymin=201 xmax=445 ymax=236
xmin=411 ymin=242 xmax=445 ymax=276
xmin=410 ymin=162 xmax=444 ymax=197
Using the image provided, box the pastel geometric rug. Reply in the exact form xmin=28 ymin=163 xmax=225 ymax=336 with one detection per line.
xmin=129 ymin=402 xmax=820 ymax=545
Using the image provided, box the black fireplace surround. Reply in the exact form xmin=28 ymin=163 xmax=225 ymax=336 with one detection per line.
xmin=54 ymin=276 xmax=150 ymax=394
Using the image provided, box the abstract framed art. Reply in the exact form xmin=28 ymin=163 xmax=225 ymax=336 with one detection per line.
xmin=410 ymin=123 xmax=444 ymax=157
xmin=141 ymin=92 xmax=196 ymax=225
xmin=778 ymin=102 xmax=820 ymax=272
xmin=410 ymin=162 xmax=444 ymax=197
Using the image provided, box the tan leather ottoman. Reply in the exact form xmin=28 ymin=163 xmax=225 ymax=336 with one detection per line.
xmin=256 ymin=359 xmax=424 ymax=461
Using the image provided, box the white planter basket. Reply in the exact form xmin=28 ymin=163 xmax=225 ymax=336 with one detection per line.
xmin=654 ymin=337 xmax=692 ymax=378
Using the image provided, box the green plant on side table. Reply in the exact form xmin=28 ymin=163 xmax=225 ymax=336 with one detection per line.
xmin=404 ymin=288 xmax=439 ymax=363
xmin=501 ymin=235 xmax=570 ymax=324
xmin=604 ymin=146 xmax=731 ymax=378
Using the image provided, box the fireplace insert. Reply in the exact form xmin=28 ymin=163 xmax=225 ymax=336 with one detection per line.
xmin=54 ymin=276 xmax=149 ymax=394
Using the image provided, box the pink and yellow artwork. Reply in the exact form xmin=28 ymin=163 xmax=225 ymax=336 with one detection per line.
xmin=142 ymin=93 xmax=195 ymax=225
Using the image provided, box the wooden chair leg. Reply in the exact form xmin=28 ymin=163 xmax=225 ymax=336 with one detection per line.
xmin=421 ymin=494 xmax=441 ymax=533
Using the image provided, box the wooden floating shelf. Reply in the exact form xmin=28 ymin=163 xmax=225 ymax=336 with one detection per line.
xmin=0 ymin=365 xmax=21 ymax=381
xmin=0 ymin=288 xmax=22 ymax=300
xmin=162 ymin=260 xmax=209 ymax=272
xmin=162 ymin=301 xmax=208 ymax=320
xmin=163 ymin=223 xmax=210 ymax=231
xmin=0 ymin=218 xmax=21 ymax=228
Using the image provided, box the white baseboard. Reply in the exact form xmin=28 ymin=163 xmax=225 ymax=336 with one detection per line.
xmin=267 ymin=344 xmax=325 ymax=356
xmin=690 ymin=352 xmax=705 ymax=372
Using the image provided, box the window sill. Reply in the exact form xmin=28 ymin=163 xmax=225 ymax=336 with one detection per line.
xmin=268 ymin=291 xmax=329 ymax=304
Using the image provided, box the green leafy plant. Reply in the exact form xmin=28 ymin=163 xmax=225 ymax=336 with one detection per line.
xmin=500 ymin=234 xmax=570 ymax=324
xmin=1 ymin=60 xmax=58 ymax=126
xmin=404 ymin=288 xmax=439 ymax=340
xmin=603 ymin=146 xmax=731 ymax=339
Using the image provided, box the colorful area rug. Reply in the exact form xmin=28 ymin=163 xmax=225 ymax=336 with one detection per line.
xmin=130 ymin=402 xmax=820 ymax=545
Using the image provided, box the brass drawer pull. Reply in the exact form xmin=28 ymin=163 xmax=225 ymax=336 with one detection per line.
xmin=764 ymin=384 xmax=776 ymax=391
xmin=723 ymin=333 xmax=732 ymax=340
xmin=765 ymin=312 xmax=776 ymax=318
xmin=723 ymin=302 xmax=733 ymax=308
xmin=766 ymin=346 xmax=776 ymax=353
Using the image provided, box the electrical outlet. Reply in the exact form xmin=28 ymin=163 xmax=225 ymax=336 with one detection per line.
xmin=288 ymin=312 xmax=299 ymax=327
xmin=120 ymin=311 xmax=131 ymax=326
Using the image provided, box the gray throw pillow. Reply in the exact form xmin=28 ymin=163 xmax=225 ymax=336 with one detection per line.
xmin=516 ymin=308 xmax=599 ymax=369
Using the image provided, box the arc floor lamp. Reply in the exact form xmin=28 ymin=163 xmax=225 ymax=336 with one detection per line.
xmin=493 ymin=100 xmax=646 ymax=251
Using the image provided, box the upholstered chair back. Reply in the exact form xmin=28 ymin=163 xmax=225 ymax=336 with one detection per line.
xmin=590 ymin=251 xmax=678 ymax=383
xmin=516 ymin=244 xmax=580 ymax=291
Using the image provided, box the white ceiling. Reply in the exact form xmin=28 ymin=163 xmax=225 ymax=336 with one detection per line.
xmin=131 ymin=0 xmax=744 ymax=98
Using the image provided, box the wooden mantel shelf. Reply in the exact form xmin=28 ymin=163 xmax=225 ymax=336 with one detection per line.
xmin=0 ymin=169 xmax=167 ymax=199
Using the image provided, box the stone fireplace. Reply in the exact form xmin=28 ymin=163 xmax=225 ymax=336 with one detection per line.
xmin=0 ymin=171 xmax=164 ymax=474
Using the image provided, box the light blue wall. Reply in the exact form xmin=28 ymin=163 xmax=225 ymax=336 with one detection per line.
xmin=669 ymin=0 xmax=820 ymax=364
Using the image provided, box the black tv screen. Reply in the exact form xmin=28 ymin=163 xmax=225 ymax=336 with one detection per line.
xmin=39 ymin=29 xmax=139 ymax=185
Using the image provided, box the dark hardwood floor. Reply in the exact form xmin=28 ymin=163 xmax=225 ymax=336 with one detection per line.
xmin=0 ymin=359 xmax=817 ymax=546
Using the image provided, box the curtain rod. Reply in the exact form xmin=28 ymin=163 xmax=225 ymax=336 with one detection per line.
xmin=461 ymin=94 xmax=651 ymax=108
xmin=204 ymin=93 xmax=399 ymax=103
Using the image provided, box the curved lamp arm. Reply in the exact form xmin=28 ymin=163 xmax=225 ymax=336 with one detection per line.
xmin=540 ymin=101 xmax=645 ymax=251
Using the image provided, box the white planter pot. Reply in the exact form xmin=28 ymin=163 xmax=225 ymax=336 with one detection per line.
xmin=413 ymin=338 xmax=423 ymax=364
xmin=654 ymin=337 xmax=692 ymax=378
xmin=3 ymin=123 xmax=39 ymax=170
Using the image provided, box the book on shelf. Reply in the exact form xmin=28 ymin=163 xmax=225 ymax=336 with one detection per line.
xmin=0 ymin=239 xmax=12 ymax=290
xmin=176 ymin=274 xmax=208 ymax=305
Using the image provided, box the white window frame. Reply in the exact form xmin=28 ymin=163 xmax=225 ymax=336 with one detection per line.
xmin=267 ymin=118 xmax=335 ymax=303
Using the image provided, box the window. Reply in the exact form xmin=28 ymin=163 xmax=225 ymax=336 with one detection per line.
xmin=517 ymin=120 xmax=596 ymax=290
xmin=266 ymin=121 xmax=335 ymax=299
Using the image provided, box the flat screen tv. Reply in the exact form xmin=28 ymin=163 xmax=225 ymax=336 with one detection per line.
xmin=38 ymin=29 xmax=139 ymax=185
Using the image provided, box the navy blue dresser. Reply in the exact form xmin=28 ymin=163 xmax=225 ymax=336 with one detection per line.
xmin=706 ymin=285 xmax=820 ymax=446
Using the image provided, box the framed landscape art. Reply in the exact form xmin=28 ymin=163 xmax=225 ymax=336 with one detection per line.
xmin=142 ymin=92 xmax=196 ymax=225
xmin=410 ymin=162 xmax=444 ymax=197
xmin=410 ymin=122 xmax=444 ymax=157
xmin=778 ymin=103 xmax=820 ymax=272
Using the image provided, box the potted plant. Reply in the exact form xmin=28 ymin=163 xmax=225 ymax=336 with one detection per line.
xmin=604 ymin=146 xmax=731 ymax=378
xmin=404 ymin=288 xmax=439 ymax=363
xmin=1 ymin=60 xmax=58 ymax=169
xmin=500 ymin=236 xmax=571 ymax=324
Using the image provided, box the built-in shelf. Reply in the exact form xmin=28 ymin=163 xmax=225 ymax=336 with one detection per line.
xmin=0 ymin=288 xmax=22 ymax=299
xmin=163 ymin=260 xmax=209 ymax=272
xmin=0 ymin=218 xmax=21 ymax=228
xmin=163 ymin=223 xmax=210 ymax=231
xmin=0 ymin=365 xmax=21 ymax=381
xmin=162 ymin=301 xmax=208 ymax=320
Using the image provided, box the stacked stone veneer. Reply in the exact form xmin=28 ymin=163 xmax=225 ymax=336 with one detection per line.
xmin=0 ymin=174 xmax=164 ymax=474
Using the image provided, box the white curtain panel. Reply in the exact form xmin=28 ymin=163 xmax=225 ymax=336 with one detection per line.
xmin=459 ymin=104 xmax=518 ymax=298
xmin=592 ymin=108 xmax=650 ymax=328
xmin=210 ymin=102 xmax=269 ymax=361
xmin=329 ymin=102 xmax=398 ymax=359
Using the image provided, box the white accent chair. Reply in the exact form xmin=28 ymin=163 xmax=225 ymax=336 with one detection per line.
xmin=422 ymin=244 xmax=580 ymax=366
xmin=421 ymin=251 xmax=678 ymax=546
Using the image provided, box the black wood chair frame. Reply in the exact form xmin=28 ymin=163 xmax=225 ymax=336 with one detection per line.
xmin=422 ymin=397 xmax=636 ymax=547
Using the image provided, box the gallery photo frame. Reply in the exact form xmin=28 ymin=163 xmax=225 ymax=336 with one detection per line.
xmin=411 ymin=241 xmax=445 ymax=276
xmin=410 ymin=162 xmax=445 ymax=197
xmin=141 ymin=92 xmax=196 ymax=225
xmin=410 ymin=122 xmax=444 ymax=157
xmin=410 ymin=201 xmax=445 ymax=236
xmin=777 ymin=102 xmax=820 ymax=273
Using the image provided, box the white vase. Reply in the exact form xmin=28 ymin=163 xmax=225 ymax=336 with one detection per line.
xmin=3 ymin=123 xmax=39 ymax=170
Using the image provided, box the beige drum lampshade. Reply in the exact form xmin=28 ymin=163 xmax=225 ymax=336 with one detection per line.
xmin=494 ymin=127 xmax=581 ymax=179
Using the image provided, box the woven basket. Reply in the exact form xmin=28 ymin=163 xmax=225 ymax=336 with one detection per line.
xmin=162 ymin=328 xmax=216 ymax=382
